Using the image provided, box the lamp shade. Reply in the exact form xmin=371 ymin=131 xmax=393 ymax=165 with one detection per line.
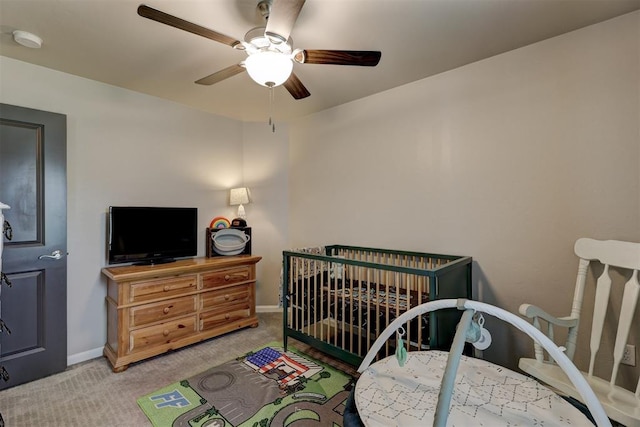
xmin=230 ymin=187 xmax=251 ymax=220
xmin=245 ymin=51 xmax=293 ymax=87
xmin=230 ymin=187 xmax=251 ymax=206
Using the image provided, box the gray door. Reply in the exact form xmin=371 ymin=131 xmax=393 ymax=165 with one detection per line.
xmin=0 ymin=103 xmax=67 ymax=390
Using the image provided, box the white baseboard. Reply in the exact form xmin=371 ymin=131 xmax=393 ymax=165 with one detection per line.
xmin=68 ymin=346 xmax=104 ymax=366
xmin=256 ymin=305 xmax=282 ymax=313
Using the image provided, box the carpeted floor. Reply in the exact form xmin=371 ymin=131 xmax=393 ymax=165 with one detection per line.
xmin=0 ymin=312 xmax=307 ymax=427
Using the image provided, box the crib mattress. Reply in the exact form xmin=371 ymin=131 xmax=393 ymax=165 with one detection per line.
xmin=355 ymin=350 xmax=591 ymax=426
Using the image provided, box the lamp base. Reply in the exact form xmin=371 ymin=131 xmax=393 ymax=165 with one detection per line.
xmin=237 ymin=204 xmax=246 ymax=220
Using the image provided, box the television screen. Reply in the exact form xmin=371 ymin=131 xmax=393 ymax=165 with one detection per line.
xmin=108 ymin=206 xmax=197 ymax=265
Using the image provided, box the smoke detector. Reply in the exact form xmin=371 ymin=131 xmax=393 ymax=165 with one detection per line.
xmin=13 ymin=30 xmax=42 ymax=48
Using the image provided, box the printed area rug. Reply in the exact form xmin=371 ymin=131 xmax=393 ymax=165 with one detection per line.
xmin=137 ymin=342 xmax=355 ymax=427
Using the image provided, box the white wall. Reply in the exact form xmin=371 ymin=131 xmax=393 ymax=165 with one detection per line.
xmin=0 ymin=56 xmax=246 ymax=359
xmin=288 ymin=11 xmax=640 ymax=384
xmin=241 ymin=122 xmax=290 ymax=307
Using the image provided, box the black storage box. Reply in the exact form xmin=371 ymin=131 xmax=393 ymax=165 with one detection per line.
xmin=206 ymin=227 xmax=252 ymax=257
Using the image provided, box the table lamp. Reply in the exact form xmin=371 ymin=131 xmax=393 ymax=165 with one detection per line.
xmin=229 ymin=187 xmax=251 ymax=220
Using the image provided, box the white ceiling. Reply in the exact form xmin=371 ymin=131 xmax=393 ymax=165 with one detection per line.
xmin=1 ymin=0 xmax=639 ymax=122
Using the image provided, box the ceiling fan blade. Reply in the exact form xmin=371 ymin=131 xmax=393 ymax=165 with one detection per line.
xmin=137 ymin=4 xmax=241 ymax=48
xmin=264 ymin=0 xmax=306 ymax=44
xmin=283 ymin=72 xmax=310 ymax=99
xmin=195 ymin=64 xmax=246 ymax=85
xmin=294 ymin=50 xmax=381 ymax=66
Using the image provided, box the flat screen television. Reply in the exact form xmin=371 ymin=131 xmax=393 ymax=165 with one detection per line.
xmin=107 ymin=206 xmax=198 ymax=265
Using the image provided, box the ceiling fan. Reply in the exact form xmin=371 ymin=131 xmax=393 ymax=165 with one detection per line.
xmin=137 ymin=0 xmax=382 ymax=100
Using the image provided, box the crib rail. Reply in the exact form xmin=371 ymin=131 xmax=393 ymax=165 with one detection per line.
xmin=282 ymin=245 xmax=472 ymax=365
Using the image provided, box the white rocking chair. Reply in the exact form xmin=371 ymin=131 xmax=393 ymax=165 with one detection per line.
xmin=519 ymin=238 xmax=640 ymax=427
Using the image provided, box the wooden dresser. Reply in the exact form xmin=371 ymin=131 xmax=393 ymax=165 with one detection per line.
xmin=102 ymin=255 xmax=261 ymax=372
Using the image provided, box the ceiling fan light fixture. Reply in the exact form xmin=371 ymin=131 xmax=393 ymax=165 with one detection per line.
xmin=245 ymin=51 xmax=293 ymax=87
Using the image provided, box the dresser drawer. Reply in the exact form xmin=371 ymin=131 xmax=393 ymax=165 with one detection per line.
xmin=129 ymin=275 xmax=197 ymax=303
xmin=130 ymin=295 xmax=197 ymax=327
xmin=200 ymin=303 xmax=252 ymax=330
xmin=129 ymin=315 xmax=197 ymax=353
xmin=202 ymin=267 xmax=251 ymax=289
xmin=201 ymin=285 xmax=251 ymax=310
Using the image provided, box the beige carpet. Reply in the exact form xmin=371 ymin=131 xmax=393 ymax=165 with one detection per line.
xmin=0 ymin=313 xmax=287 ymax=427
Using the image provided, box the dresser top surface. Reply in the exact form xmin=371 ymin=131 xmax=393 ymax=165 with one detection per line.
xmin=102 ymin=255 xmax=261 ymax=281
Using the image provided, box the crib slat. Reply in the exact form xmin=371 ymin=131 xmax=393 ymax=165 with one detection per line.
xmin=308 ymin=260 xmax=312 ymax=335
xmin=349 ymin=263 xmax=354 ymax=355
xmin=375 ymin=266 xmax=381 ymax=361
xmin=312 ymin=259 xmax=317 ymax=338
xmin=385 ymin=269 xmax=391 ymax=357
xmin=334 ymin=264 xmax=340 ymax=348
xmin=367 ymin=251 xmax=373 ymax=355
xmin=340 ymin=265 xmax=346 ymax=350
xmin=292 ymin=258 xmax=299 ymax=331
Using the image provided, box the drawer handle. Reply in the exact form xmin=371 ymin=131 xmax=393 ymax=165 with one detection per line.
xmin=163 ymin=329 xmax=170 ymax=336
xmin=225 ymin=314 xmax=230 ymax=320
xmin=163 ymin=307 xmax=170 ymax=314
xmin=224 ymin=294 xmax=230 ymax=300
xmin=224 ymin=275 xmax=230 ymax=281
xmin=163 ymin=285 xmax=170 ymax=292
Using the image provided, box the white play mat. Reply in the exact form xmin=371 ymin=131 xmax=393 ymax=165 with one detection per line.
xmin=355 ymin=350 xmax=591 ymax=426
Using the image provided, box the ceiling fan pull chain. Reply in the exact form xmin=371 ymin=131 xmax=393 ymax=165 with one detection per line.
xmin=268 ymin=84 xmax=276 ymax=133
